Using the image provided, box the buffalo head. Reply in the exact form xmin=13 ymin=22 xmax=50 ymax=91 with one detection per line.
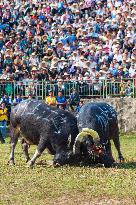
xmin=73 ymin=128 xmax=114 ymax=167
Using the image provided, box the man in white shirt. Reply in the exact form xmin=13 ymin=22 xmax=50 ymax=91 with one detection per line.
xmin=0 ymin=70 xmax=8 ymax=80
xmin=129 ymin=65 xmax=136 ymax=78
xmin=115 ymin=0 xmax=122 ymax=8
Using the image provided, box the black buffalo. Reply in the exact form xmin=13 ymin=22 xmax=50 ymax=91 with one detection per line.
xmin=74 ymin=102 xmax=124 ymax=167
xmin=9 ymin=100 xmax=79 ymax=167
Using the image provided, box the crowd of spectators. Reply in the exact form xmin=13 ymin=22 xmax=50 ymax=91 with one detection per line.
xmin=0 ymin=0 xmax=135 ymax=84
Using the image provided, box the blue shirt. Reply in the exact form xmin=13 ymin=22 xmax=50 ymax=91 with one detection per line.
xmin=56 ymin=96 xmax=67 ymax=109
xmin=76 ymin=105 xmax=82 ymax=113
xmin=56 ymin=96 xmax=66 ymax=104
xmin=58 ymin=2 xmax=64 ymax=9
xmin=108 ymin=67 xmax=118 ymax=77
xmin=70 ymin=93 xmax=80 ymax=102
xmin=1 ymin=97 xmax=12 ymax=104
xmin=15 ymin=98 xmax=23 ymax=104
xmin=68 ymin=35 xmax=76 ymax=44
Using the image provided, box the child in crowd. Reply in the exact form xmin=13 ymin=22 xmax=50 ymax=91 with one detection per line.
xmin=0 ymin=102 xmax=8 ymax=141
xmin=76 ymin=100 xmax=84 ymax=113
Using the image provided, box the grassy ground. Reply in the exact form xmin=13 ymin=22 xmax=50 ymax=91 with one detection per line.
xmin=0 ymin=134 xmax=136 ymax=205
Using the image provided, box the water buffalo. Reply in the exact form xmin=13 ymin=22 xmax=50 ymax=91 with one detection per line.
xmin=74 ymin=102 xmax=124 ymax=167
xmin=9 ymin=100 xmax=79 ymax=167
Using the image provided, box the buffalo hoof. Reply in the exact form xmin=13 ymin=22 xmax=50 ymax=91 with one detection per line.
xmin=27 ymin=161 xmax=34 ymax=169
xmin=25 ymin=158 xmax=31 ymax=163
xmin=99 ymin=155 xmax=115 ymax=168
xmin=7 ymin=160 xmax=15 ymax=166
xmin=119 ymin=156 xmax=125 ymax=163
xmin=112 ymin=162 xmax=118 ymax=168
xmin=53 ymin=163 xmax=61 ymax=168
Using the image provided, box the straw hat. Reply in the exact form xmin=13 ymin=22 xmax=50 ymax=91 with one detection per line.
xmin=80 ymin=56 xmax=85 ymax=60
xmin=32 ymin=66 xmax=37 ymax=71
xmin=75 ymin=10 xmax=80 ymax=14
xmin=52 ymin=57 xmax=59 ymax=62
xmin=43 ymin=56 xmax=49 ymax=60
xmin=61 ymin=57 xmax=66 ymax=61
xmin=73 ymin=3 xmax=77 ymax=7
xmin=57 ymin=42 xmax=63 ymax=46
xmin=131 ymin=56 xmax=136 ymax=62
xmin=101 ymin=65 xmax=108 ymax=71
xmin=15 ymin=70 xmax=20 ymax=73
xmin=84 ymin=72 xmax=90 ymax=76
xmin=64 ymin=72 xmax=69 ymax=76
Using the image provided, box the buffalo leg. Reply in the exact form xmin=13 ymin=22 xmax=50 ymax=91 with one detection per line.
xmin=27 ymin=138 xmax=47 ymax=168
xmin=8 ymin=128 xmax=20 ymax=165
xmin=70 ymin=126 xmax=79 ymax=151
xmin=21 ymin=139 xmax=30 ymax=163
xmin=105 ymin=140 xmax=115 ymax=161
xmin=113 ymin=136 xmax=124 ymax=162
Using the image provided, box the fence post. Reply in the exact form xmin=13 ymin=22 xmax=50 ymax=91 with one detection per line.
xmin=44 ymin=81 xmax=47 ymax=99
xmin=13 ymin=81 xmax=16 ymax=99
xmin=134 ymin=78 xmax=136 ymax=98
xmin=103 ymin=80 xmax=105 ymax=99
xmin=105 ymin=80 xmax=107 ymax=99
xmin=42 ymin=80 xmax=44 ymax=100
xmin=132 ymin=78 xmax=135 ymax=98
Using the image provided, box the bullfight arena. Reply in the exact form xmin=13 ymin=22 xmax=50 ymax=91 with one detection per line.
xmin=0 ymin=100 xmax=136 ymax=205
xmin=0 ymin=0 xmax=136 ymax=203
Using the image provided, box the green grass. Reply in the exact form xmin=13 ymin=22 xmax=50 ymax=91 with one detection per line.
xmin=0 ymin=134 xmax=136 ymax=205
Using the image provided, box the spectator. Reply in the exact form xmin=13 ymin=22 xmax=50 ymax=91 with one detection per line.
xmin=58 ymin=104 xmax=64 ymax=110
xmin=0 ymin=94 xmax=12 ymax=124
xmin=45 ymin=90 xmax=56 ymax=107
xmin=56 ymin=91 xmax=67 ymax=110
xmin=124 ymin=80 xmax=133 ymax=97
xmin=0 ymin=102 xmax=8 ymax=140
xmin=28 ymin=94 xmax=33 ymax=100
xmin=0 ymin=94 xmax=12 ymax=104
xmin=55 ymin=79 xmax=66 ymax=95
xmin=69 ymin=88 xmax=80 ymax=111
xmin=13 ymin=94 xmax=23 ymax=106
xmin=76 ymin=100 xmax=84 ymax=113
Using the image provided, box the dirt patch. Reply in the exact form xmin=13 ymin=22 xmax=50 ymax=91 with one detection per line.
xmin=85 ymin=198 xmax=136 ymax=205
xmin=51 ymin=197 xmax=136 ymax=205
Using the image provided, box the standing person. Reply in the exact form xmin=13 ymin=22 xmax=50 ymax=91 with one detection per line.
xmin=13 ymin=94 xmax=23 ymax=106
xmin=69 ymin=88 xmax=80 ymax=111
xmin=0 ymin=102 xmax=8 ymax=140
xmin=56 ymin=91 xmax=67 ymax=110
xmin=76 ymin=100 xmax=84 ymax=113
xmin=28 ymin=94 xmax=33 ymax=100
xmin=45 ymin=90 xmax=56 ymax=107
xmin=0 ymin=94 xmax=12 ymax=125
xmin=0 ymin=94 xmax=12 ymax=104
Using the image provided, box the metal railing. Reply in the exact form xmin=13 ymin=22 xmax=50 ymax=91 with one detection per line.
xmin=0 ymin=79 xmax=136 ymax=99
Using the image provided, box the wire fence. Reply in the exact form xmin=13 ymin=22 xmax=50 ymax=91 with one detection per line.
xmin=0 ymin=79 xmax=136 ymax=99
